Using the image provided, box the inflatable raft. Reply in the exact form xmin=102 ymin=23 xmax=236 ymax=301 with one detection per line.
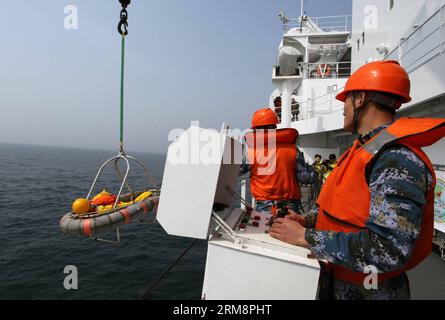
xmin=60 ymin=191 xmax=159 ymax=236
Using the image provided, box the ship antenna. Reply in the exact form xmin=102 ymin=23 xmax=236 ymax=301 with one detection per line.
xmin=300 ymin=0 xmax=307 ymax=33
xmin=300 ymin=0 xmax=304 ymax=19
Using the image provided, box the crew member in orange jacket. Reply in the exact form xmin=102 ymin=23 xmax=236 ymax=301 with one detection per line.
xmin=270 ymin=60 xmax=445 ymax=299
xmin=242 ymin=108 xmax=302 ymax=213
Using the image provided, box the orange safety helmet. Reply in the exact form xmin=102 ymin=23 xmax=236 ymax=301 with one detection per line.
xmin=336 ymin=60 xmax=411 ymax=107
xmin=251 ymin=108 xmax=279 ymax=129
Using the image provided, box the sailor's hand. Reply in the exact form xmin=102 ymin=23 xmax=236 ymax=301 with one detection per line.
xmin=285 ymin=209 xmax=306 ymax=227
xmin=269 ymin=217 xmax=310 ymax=248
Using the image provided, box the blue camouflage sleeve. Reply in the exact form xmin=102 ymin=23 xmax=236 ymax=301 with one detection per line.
xmin=304 ymin=146 xmax=433 ymax=273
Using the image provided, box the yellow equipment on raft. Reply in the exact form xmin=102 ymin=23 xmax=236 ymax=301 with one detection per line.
xmin=72 ymin=198 xmax=91 ymax=214
xmin=95 ymin=190 xmax=153 ymax=214
xmin=71 ymin=190 xmax=153 ymax=215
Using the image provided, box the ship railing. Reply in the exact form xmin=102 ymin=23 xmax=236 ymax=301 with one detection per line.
xmin=301 ymin=61 xmax=352 ymax=79
xmin=307 ymin=43 xmax=350 ymax=52
xmin=291 ymin=61 xmax=366 ymax=121
xmin=296 ymin=85 xmax=346 ymax=121
xmin=385 ymin=3 xmax=445 ymax=73
xmin=283 ymin=14 xmax=352 ymax=33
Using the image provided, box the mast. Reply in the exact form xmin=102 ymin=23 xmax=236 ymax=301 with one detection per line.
xmin=300 ymin=0 xmax=304 ymax=18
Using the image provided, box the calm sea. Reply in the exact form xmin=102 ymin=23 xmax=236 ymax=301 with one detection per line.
xmin=0 ymin=143 xmax=227 ymax=300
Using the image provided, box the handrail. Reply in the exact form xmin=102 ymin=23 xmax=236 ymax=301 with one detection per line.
xmin=311 ymin=14 xmax=352 ymax=19
xmin=385 ymin=4 xmax=445 ymax=60
xmin=283 ymin=85 xmax=343 ymax=121
xmin=404 ymin=41 xmax=445 ymax=71
xmin=282 ymin=14 xmax=352 ymax=32
xmin=298 ymin=87 xmax=344 ymax=107
xmin=284 ymin=14 xmax=352 ymax=21
xmin=306 ymin=43 xmax=350 ymax=47
xmin=398 ymin=23 xmax=443 ymax=60
xmin=385 ymin=4 xmax=445 ymax=73
xmin=300 ymin=61 xmax=353 ymax=79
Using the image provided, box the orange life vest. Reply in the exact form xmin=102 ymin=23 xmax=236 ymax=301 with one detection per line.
xmin=316 ymin=117 xmax=445 ymax=284
xmin=245 ymin=128 xmax=301 ymax=201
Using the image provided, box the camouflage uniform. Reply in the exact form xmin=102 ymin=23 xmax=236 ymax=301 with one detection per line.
xmin=304 ymin=123 xmax=434 ymax=300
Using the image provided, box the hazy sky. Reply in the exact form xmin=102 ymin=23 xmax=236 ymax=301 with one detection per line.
xmin=0 ymin=0 xmax=351 ymax=154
